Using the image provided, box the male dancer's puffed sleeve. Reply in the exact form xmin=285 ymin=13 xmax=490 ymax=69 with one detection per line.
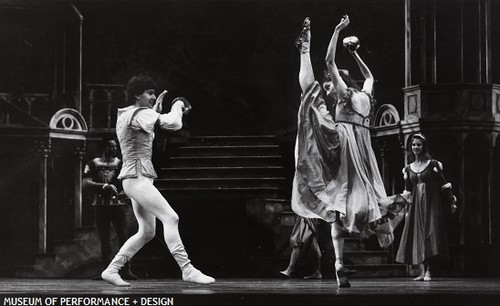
xmin=132 ymin=108 xmax=161 ymax=133
xmin=156 ymin=101 xmax=184 ymax=131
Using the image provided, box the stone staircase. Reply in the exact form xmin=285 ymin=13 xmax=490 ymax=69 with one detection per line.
xmin=155 ymin=135 xmax=287 ymax=201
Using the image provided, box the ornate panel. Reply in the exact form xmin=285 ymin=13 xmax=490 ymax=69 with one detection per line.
xmin=495 ymin=92 xmax=500 ymax=114
xmin=468 ymin=92 xmax=487 ymax=113
xmin=427 ymin=91 xmax=455 ymax=113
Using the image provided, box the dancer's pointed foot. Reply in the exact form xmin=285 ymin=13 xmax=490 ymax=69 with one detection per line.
xmin=295 ymin=17 xmax=311 ymax=53
xmin=303 ymin=271 xmax=322 ymax=280
xmin=423 ymin=270 xmax=432 ymax=281
xmin=279 ymin=270 xmax=292 ymax=278
xmin=101 ymin=270 xmax=131 ymax=287
xmin=336 ymin=268 xmax=351 ymax=288
xmin=182 ymin=266 xmax=215 ymax=284
xmin=413 ymin=274 xmax=425 ymax=281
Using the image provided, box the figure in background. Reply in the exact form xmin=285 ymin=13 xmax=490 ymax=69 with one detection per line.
xmin=292 ymin=15 xmax=396 ymax=288
xmin=396 ymin=133 xmax=457 ymax=281
xmin=280 ymin=217 xmax=322 ymax=280
xmin=83 ymin=139 xmax=137 ymax=281
xmin=101 ymin=75 xmax=215 ymax=286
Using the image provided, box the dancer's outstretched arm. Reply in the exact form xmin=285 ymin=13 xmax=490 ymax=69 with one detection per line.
xmin=350 ymin=50 xmax=374 ymax=95
xmin=151 ymin=91 xmax=188 ymax=131
xmin=325 ymin=15 xmax=350 ymax=96
xmin=298 ymin=17 xmax=315 ymax=93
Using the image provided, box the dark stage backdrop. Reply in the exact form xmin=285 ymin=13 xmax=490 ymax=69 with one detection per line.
xmin=0 ymin=0 xmax=406 ymax=135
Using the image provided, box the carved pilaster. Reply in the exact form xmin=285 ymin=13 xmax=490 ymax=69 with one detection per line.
xmin=376 ymin=138 xmax=391 ymax=193
xmin=34 ymin=139 xmax=51 ymax=254
xmin=73 ymin=145 xmax=86 ymax=229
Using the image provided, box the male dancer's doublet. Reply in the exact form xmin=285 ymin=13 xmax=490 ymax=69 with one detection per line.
xmin=116 ymin=104 xmax=183 ymax=180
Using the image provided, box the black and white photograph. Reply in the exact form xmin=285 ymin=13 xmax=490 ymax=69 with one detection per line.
xmin=0 ymin=0 xmax=499 ymax=305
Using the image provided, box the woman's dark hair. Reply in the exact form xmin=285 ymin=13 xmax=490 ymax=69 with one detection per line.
xmin=126 ymin=75 xmax=157 ymax=104
xmin=408 ymin=133 xmax=431 ymax=162
xmin=322 ymin=69 xmax=361 ymax=91
xmin=102 ymin=137 xmax=117 ymax=146
xmin=339 ymin=69 xmax=361 ymax=91
xmin=322 ymin=69 xmax=332 ymax=84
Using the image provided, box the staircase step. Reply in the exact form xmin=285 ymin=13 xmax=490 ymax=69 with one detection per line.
xmin=344 ymin=251 xmax=389 ymax=265
xmin=178 ymin=145 xmax=280 ymax=157
xmin=344 ymin=237 xmax=367 ymax=251
xmin=155 ymin=177 xmax=286 ymax=188
xmin=345 ymin=264 xmax=408 ymax=278
xmin=188 ymin=135 xmax=278 ymax=146
xmin=158 ymin=187 xmax=283 ymax=201
xmin=169 ymin=156 xmax=283 ymax=167
xmin=159 ymin=166 xmax=285 ymax=178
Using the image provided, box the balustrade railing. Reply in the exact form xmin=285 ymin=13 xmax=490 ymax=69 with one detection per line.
xmin=84 ymin=83 xmax=127 ymax=129
xmin=0 ymin=92 xmax=51 ymax=126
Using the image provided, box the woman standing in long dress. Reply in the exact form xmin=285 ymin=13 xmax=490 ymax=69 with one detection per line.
xmin=396 ymin=133 xmax=457 ymax=281
xmin=291 ymin=15 xmax=395 ymax=288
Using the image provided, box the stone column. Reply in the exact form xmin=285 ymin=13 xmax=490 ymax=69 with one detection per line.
xmin=35 ymin=139 xmax=51 ymax=253
xmin=74 ymin=144 xmax=85 ymax=229
xmin=457 ymin=133 xmax=466 ymax=246
xmin=487 ymin=133 xmax=497 ymax=245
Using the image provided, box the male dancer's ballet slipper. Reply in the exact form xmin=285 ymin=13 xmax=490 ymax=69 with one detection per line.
xmin=182 ymin=266 xmax=215 ymax=285
xmin=101 ymin=270 xmax=131 ymax=287
xmin=101 ymin=254 xmax=131 ymax=286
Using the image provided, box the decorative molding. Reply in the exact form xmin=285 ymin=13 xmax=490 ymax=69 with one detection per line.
xmin=375 ymin=104 xmax=401 ymax=128
xmin=73 ymin=145 xmax=86 ymax=160
xmin=49 ymin=108 xmax=88 ymax=131
xmin=34 ymin=139 xmax=51 ymax=158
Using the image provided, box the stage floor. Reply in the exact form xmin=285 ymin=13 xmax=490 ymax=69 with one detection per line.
xmin=0 ymin=278 xmax=499 ymax=306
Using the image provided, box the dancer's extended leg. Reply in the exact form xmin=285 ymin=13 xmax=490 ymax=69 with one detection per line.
xmin=101 ymin=197 xmax=156 ymax=286
xmin=123 ymin=177 xmax=214 ymax=284
xmin=331 ymin=221 xmax=350 ymax=288
xmin=298 ymin=18 xmax=315 ymax=93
